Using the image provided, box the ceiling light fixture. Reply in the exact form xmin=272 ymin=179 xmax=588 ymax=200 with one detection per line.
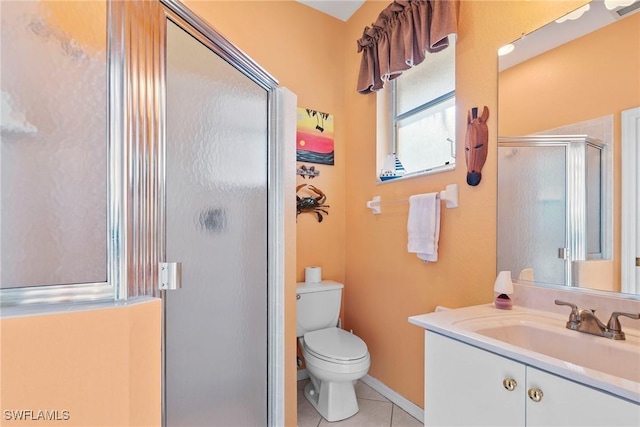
xmin=604 ymin=0 xmax=636 ymax=10
xmin=497 ymin=43 xmax=515 ymax=56
xmin=555 ymin=4 xmax=590 ymax=23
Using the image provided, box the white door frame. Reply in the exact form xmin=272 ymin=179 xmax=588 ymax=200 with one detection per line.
xmin=621 ymin=107 xmax=640 ymax=294
xmin=267 ymin=87 xmax=296 ymax=426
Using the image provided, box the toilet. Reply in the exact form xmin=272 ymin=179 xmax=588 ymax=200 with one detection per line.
xmin=296 ymin=280 xmax=370 ymax=422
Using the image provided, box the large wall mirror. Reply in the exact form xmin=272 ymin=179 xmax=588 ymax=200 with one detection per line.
xmin=497 ymin=0 xmax=640 ymax=296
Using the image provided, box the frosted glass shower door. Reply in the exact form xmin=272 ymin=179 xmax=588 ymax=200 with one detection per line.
xmin=164 ymin=21 xmax=268 ymax=426
xmin=497 ymin=145 xmax=567 ymax=285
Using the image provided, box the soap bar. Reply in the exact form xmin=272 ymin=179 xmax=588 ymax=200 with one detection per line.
xmin=494 ymin=294 xmax=513 ymax=310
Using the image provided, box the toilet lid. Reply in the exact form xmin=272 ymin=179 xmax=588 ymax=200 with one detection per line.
xmin=304 ymin=328 xmax=368 ymax=361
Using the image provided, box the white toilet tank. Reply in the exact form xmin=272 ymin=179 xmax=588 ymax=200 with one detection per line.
xmin=296 ymin=280 xmax=343 ymax=338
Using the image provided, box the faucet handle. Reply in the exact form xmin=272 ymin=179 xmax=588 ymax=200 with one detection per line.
xmin=555 ymin=300 xmax=579 ymax=328
xmin=555 ymin=299 xmax=577 ymax=311
xmin=606 ymin=312 xmax=640 ymax=340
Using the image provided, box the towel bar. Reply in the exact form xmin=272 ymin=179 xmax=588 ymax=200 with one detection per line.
xmin=366 ymin=184 xmax=459 ymax=215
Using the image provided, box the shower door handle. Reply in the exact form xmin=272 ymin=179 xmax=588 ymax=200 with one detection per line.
xmin=558 ymin=248 xmax=569 ymax=260
xmin=159 ymin=262 xmax=183 ymax=290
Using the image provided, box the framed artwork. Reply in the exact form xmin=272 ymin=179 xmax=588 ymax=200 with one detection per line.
xmin=296 ymin=107 xmax=334 ymax=165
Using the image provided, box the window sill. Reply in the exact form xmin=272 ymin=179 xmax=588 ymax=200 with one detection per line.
xmin=376 ymin=163 xmax=455 ymax=185
xmin=0 ymin=296 xmax=159 ymax=319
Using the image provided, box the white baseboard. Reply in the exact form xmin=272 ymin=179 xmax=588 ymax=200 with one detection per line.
xmin=360 ymin=374 xmax=424 ymax=423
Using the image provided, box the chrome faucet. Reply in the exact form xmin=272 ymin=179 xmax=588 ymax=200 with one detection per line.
xmin=555 ymin=300 xmax=640 ymax=340
xmin=574 ymin=308 xmax=608 ymax=337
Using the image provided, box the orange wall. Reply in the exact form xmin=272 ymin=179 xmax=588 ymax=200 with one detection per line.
xmin=342 ymin=0 xmax=588 ymax=407
xmin=40 ymin=0 xmax=106 ymax=53
xmin=0 ymin=300 xmax=161 ymax=427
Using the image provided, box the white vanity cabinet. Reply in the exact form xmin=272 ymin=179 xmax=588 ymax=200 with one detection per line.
xmin=425 ymin=331 xmax=640 ymax=426
xmin=526 ymin=367 xmax=640 ymax=426
xmin=425 ymin=330 xmax=524 ymax=426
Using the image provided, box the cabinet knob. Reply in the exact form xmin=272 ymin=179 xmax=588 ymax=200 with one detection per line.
xmin=528 ymin=388 xmax=543 ymax=402
xmin=502 ymin=378 xmax=517 ymax=391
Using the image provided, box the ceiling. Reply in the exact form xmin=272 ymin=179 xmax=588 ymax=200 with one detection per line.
xmin=295 ymin=0 xmax=365 ymax=21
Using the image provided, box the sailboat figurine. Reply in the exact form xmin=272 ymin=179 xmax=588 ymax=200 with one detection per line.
xmin=379 ymin=153 xmax=406 ymax=182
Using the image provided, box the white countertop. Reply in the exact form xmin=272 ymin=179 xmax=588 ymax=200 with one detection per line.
xmin=409 ymin=304 xmax=640 ymax=404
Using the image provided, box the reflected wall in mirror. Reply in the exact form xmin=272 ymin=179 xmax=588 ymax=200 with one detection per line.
xmin=497 ymin=0 xmax=640 ymax=295
xmin=0 ymin=1 xmax=107 ymax=288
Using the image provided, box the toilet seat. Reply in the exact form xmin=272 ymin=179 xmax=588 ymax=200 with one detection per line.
xmin=303 ymin=327 xmax=368 ymax=363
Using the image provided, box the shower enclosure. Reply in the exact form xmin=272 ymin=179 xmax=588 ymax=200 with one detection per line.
xmin=497 ymin=135 xmax=606 ymax=287
xmin=1 ymin=0 xmax=292 ymax=425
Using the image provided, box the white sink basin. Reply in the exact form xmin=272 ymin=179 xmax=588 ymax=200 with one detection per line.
xmin=455 ymin=314 xmax=640 ymax=383
xmin=409 ymin=304 xmax=640 ymax=403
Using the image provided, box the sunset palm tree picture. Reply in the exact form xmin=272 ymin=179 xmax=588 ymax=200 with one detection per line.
xmin=296 ymin=107 xmax=334 ymax=165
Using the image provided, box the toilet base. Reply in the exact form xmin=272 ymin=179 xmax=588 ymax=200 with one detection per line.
xmin=304 ymin=378 xmax=359 ymax=422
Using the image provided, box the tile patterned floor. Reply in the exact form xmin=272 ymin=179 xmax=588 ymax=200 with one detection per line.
xmin=297 ymin=380 xmax=423 ymax=427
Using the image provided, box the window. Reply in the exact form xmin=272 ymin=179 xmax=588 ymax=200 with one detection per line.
xmin=377 ymin=35 xmax=456 ymax=182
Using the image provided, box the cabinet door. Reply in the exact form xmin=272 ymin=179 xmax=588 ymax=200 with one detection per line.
xmin=425 ymin=331 xmax=525 ymax=426
xmin=526 ymin=367 xmax=640 ymax=426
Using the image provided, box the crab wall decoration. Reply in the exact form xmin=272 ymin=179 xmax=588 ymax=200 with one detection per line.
xmin=296 ymin=184 xmax=329 ymax=222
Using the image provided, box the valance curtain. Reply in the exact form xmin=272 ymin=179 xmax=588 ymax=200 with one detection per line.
xmin=356 ymin=0 xmax=459 ymax=94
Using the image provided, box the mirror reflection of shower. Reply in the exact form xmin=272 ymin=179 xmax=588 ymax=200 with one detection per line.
xmin=497 ymin=135 xmax=609 ymax=289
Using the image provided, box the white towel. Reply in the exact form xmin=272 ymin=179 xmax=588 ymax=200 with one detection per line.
xmin=407 ymin=193 xmax=440 ymax=262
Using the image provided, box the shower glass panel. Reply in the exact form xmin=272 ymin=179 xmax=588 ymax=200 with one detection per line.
xmin=164 ymin=20 xmax=268 ymax=426
xmin=586 ymin=144 xmax=602 ymax=257
xmin=497 ymin=145 xmax=567 ymax=285
xmin=1 ymin=1 xmax=107 ymax=288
